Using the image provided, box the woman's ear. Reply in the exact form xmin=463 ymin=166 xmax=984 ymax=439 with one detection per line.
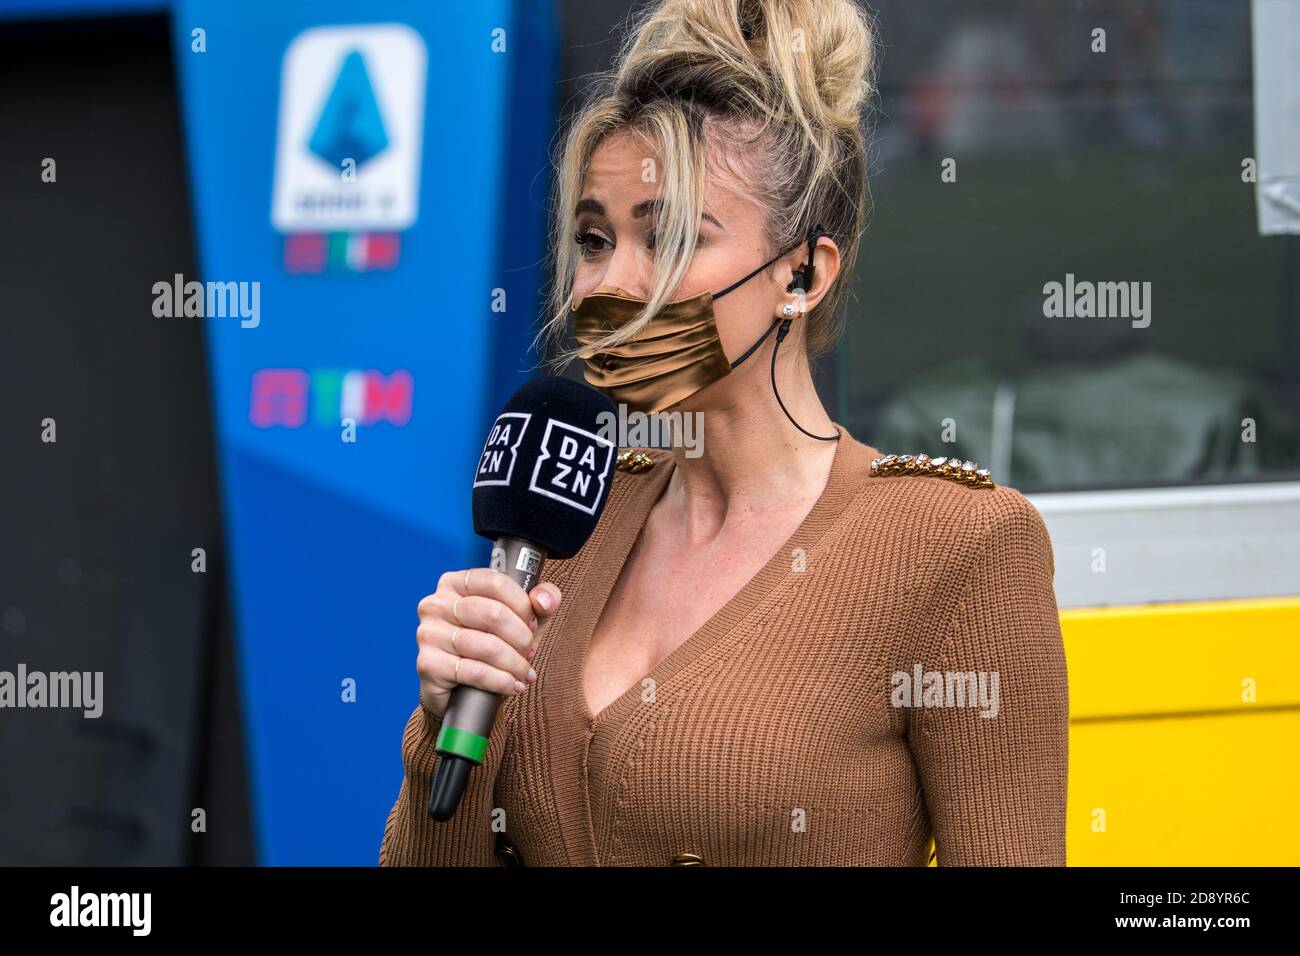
xmin=805 ymin=237 xmax=840 ymax=306
xmin=781 ymin=237 xmax=839 ymax=314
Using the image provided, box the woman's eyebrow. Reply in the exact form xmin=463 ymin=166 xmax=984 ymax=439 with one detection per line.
xmin=574 ymin=196 xmax=723 ymax=230
xmin=631 ymin=198 xmax=724 ymax=230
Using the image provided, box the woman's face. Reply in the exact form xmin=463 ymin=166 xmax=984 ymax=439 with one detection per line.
xmin=572 ymin=129 xmax=796 ymax=368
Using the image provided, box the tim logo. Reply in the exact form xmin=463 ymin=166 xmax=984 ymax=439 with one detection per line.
xmin=528 ymin=420 xmax=614 ymax=515
xmin=249 ymin=368 xmax=412 ymax=427
xmin=473 ymin=412 xmax=530 ymax=487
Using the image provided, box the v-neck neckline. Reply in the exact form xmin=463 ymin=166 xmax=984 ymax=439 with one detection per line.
xmin=569 ymin=423 xmax=879 ymax=730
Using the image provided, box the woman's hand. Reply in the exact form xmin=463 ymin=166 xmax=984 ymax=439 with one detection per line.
xmin=416 ymin=568 xmax=562 ymax=721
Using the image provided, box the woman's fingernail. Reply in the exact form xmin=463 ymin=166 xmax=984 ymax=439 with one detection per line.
xmin=514 ymin=680 xmax=527 ymax=693
xmin=536 ymin=590 xmax=554 ymax=612
xmin=527 ymin=668 xmax=537 ymax=682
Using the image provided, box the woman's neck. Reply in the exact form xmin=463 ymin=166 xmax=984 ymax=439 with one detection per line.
xmin=660 ymin=346 xmax=840 ymax=545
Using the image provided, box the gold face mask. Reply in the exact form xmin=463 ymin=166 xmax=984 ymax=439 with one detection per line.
xmin=571 ymin=227 xmax=823 ymax=417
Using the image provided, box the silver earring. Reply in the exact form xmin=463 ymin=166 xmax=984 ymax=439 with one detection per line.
xmin=782 ymin=304 xmax=796 ymax=317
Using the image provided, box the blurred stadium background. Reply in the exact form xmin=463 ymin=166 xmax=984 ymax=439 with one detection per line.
xmin=1 ymin=0 xmax=1296 ymax=866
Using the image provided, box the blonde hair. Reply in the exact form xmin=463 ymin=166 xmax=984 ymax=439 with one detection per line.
xmin=539 ymin=0 xmax=878 ymax=370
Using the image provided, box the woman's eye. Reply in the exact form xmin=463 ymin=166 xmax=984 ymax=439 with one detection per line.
xmin=574 ymin=230 xmax=610 ymax=257
xmin=575 ymin=228 xmax=703 ymax=257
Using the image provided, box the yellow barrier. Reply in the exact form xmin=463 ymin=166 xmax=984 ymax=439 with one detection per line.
xmin=1064 ymin=597 xmax=1300 ymax=865
xmin=926 ymin=597 xmax=1300 ymax=865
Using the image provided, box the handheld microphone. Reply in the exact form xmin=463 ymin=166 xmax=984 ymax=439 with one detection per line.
xmin=428 ymin=376 xmax=617 ymax=821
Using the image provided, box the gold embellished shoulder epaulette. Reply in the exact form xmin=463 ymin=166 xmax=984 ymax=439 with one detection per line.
xmin=615 ymin=450 xmax=655 ymax=473
xmin=869 ymin=453 xmax=994 ymax=489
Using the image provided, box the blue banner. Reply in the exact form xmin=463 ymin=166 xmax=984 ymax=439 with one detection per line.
xmin=172 ymin=0 xmax=555 ymax=864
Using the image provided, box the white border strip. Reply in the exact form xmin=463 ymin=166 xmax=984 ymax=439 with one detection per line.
xmin=1026 ymin=482 xmax=1300 ymax=609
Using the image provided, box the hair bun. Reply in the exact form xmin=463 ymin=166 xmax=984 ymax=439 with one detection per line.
xmin=615 ymin=0 xmax=876 ymax=134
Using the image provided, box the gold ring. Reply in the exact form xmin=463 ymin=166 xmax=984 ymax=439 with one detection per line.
xmin=454 ymin=658 xmax=462 ymax=684
xmin=464 ymin=569 xmax=473 ymax=591
xmin=452 ymin=596 xmax=464 ymax=623
xmin=451 ymin=627 xmax=461 ymax=652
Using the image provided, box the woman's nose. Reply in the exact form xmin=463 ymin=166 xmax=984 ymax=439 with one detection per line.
xmin=594 ymin=245 xmax=651 ymax=299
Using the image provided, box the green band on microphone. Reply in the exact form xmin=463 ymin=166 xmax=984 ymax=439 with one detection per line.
xmin=435 ymin=725 xmax=489 ymax=763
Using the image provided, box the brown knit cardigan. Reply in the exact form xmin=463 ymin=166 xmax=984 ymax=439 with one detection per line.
xmin=380 ymin=425 xmax=1069 ymax=866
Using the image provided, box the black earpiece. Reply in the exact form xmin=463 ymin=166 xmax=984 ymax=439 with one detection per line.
xmin=788 ymin=223 xmax=826 ymax=295
xmin=781 ymin=224 xmax=826 ymax=343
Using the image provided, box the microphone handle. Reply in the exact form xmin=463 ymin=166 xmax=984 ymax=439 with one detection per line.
xmin=428 ymin=536 xmax=547 ymax=822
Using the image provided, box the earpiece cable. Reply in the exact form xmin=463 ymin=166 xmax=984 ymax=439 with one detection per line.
xmin=770 ymin=318 xmax=840 ymax=442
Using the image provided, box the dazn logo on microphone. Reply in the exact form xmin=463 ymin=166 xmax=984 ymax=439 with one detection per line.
xmin=529 ymin=421 xmax=614 ymax=515
xmin=474 ymin=412 xmax=531 ymax=487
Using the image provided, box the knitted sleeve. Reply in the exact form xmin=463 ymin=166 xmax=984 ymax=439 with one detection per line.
xmin=905 ymin=487 xmax=1069 ymax=865
xmin=378 ymin=700 xmax=510 ymax=866
xmin=378 ymin=553 xmax=583 ymax=866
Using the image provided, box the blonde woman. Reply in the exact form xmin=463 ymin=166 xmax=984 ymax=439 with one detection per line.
xmin=381 ymin=0 xmax=1068 ymax=867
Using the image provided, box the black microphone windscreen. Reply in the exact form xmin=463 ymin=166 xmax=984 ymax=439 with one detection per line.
xmin=472 ymin=377 xmax=618 ymax=559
